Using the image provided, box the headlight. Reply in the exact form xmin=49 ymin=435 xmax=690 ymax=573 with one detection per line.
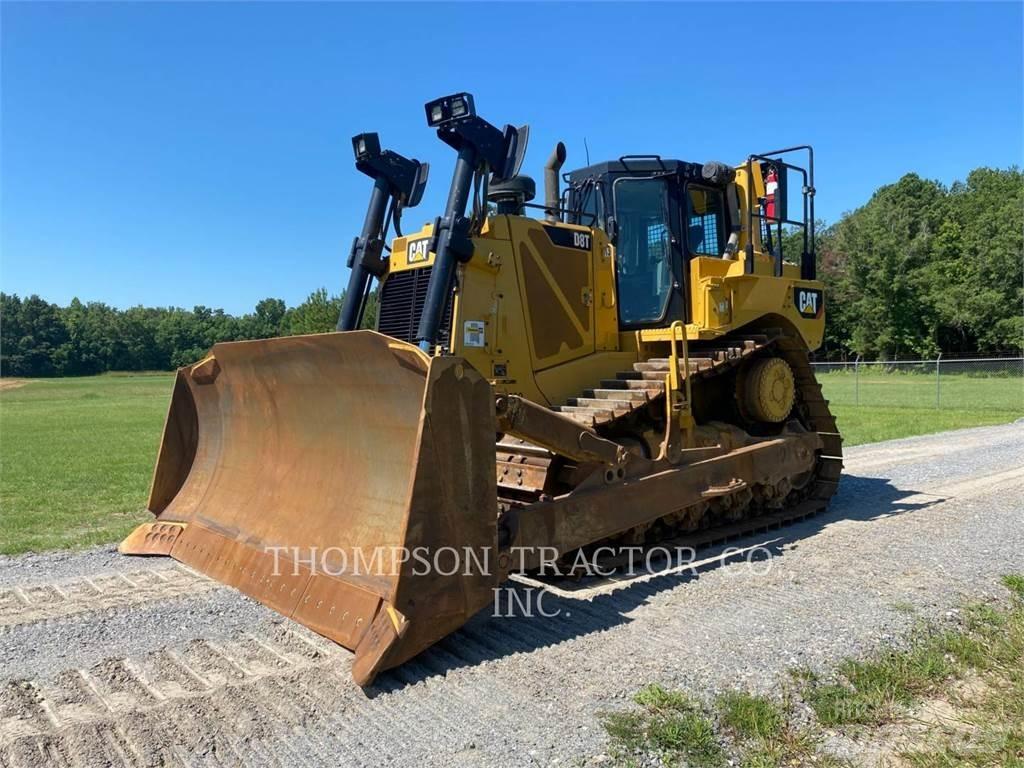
xmin=424 ymin=93 xmax=475 ymax=126
xmin=351 ymin=132 xmax=381 ymax=161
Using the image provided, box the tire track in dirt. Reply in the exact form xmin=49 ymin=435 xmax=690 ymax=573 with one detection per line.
xmin=0 ymin=625 xmax=348 ymax=768
xmin=0 ymin=567 xmax=220 ymax=629
xmin=0 ymin=621 xmax=555 ymax=768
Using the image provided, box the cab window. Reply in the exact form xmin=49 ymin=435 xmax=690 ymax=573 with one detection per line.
xmin=570 ymin=181 xmax=601 ymax=228
xmin=685 ymin=186 xmax=725 ymax=257
xmin=613 ymin=177 xmax=673 ymax=326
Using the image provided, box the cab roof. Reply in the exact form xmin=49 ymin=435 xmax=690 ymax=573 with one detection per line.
xmin=566 ymin=157 xmax=707 ymax=185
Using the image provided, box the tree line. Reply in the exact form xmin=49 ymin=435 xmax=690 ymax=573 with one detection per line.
xmin=1 ymin=166 xmax=1020 ymax=376
xmin=0 ymin=289 xmax=378 ymax=377
xmin=813 ymin=166 xmax=1022 ymax=359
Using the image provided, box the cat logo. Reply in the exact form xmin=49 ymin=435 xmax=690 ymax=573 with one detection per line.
xmin=795 ymin=287 xmax=823 ymax=319
xmin=407 ymin=237 xmax=431 ymax=264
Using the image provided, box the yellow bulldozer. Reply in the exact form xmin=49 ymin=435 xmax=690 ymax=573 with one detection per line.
xmin=121 ymin=93 xmax=842 ymax=686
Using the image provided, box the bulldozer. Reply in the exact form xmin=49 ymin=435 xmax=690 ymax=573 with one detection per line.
xmin=121 ymin=93 xmax=842 ymax=686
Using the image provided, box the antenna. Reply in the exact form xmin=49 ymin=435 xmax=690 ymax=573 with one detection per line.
xmin=583 ymin=137 xmax=591 ymax=165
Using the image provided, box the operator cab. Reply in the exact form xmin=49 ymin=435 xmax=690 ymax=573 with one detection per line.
xmin=562 ymin=157 xmax=733 ymax=330
xmin=559 ymin=150 xmax=815 ymax=331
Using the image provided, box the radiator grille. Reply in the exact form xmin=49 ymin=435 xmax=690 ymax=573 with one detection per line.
xmin=376 ymin=266 xmax=454 ymax=348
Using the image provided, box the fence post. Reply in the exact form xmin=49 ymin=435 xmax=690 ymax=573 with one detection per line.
xmin=854 ymin=354 xmax=861 ymax=406
xmin=935 ymin=352 xmax=942 ymax=409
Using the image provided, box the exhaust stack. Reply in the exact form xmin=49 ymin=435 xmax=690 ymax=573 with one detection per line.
xmin=544 ymin=142 xmax=566 ymax=222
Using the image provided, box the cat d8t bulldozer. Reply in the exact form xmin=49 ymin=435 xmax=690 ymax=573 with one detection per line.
xmin=121 ymin=93 xmax=842 ymax=686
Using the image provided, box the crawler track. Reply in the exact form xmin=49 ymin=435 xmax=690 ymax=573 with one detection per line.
xmin=496 ymin=329 xmax=843 ymax=555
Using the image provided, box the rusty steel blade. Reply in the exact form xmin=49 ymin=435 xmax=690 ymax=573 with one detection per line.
xmin=121 ymin=330 xmax=499 ymax=685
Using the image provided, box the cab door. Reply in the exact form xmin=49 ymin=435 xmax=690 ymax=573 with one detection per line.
xmin=611 ymin=176 xmax=687 ymax=328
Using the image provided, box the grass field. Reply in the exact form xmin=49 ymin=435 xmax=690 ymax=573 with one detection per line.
xmin=0 ymin=374 xmax=172 ymax=555
xmin=818 ymin=370 xmax=1023 ymax=445
xmin=0 ymin=370 xmax=1021 ymax=556
xmin=829 ymin=404 xmax=1021 ymax=445
xmin=815 ymin=370 xmax=1024 ymax=412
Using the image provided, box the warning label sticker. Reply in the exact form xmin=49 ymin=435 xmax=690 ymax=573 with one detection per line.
xmin=463 ymin=320 xmax=486 ymax=348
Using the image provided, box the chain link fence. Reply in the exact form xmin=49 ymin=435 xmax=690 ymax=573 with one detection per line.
xmin=811 ymin=357 xmax=1024 ymax=412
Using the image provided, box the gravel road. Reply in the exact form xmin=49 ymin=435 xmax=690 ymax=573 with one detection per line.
xmin=2 ymin=421 xmax=1022 ymax=767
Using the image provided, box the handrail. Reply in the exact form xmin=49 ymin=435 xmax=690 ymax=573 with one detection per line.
xmin=665 ymin=321 xmax=695 ymax=454
xmin=744 ymin=145 xmax=816 ymax=280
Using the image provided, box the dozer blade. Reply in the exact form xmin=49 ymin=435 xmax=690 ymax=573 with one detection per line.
xmin=121 ymin=331 xmax=499 ymax=686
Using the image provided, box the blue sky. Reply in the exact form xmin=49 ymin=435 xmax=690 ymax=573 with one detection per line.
xmin=2 ymin=2 xmax=1022 ymax=315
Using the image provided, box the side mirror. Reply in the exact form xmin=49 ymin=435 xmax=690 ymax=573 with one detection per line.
xmin=497 ymin=124 xmax=530 ymax=181
xmin=407 ymin=162 xmax=429 ymax=208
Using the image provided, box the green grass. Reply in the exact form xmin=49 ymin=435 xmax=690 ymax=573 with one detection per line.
xmin=816 ymin=370 xmax=1024 ymax=412
xmin=603 ymin=686 xmax=837 ymax=768
xmin=717 ymin=691 xmax=784 ymax=741
xmin=801 ymin=608 xmax=1021 ymax=727
xmin=601 ymin=684 xmax=726 ymax=767
xmin=804 ymin=635 xmax=959 ymax=726
xmin=819 ymin=371 xmax=1023 ymax=446
xmin=1002 ymin=573 xmax=1024 ymax=600
xmin=830 ymin=404 xmax=1021 ymax=447
xmin=715 ymin=692 xmax=821 ymax=768
xmin=0 ymin=374 xmax=173 ymax=554
xmin=799 ymin=575 xmax=1024 ymax=767
xmin=602 ymin=575 xmax=1024 ymax=767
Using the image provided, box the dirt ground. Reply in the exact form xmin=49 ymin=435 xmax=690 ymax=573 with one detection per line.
xmin=1 ymin=421 xmax=1022 ymax=767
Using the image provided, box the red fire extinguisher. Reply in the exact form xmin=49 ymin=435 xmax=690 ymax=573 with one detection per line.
xmin=764 ymin=167 xmax=778 ymax=220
